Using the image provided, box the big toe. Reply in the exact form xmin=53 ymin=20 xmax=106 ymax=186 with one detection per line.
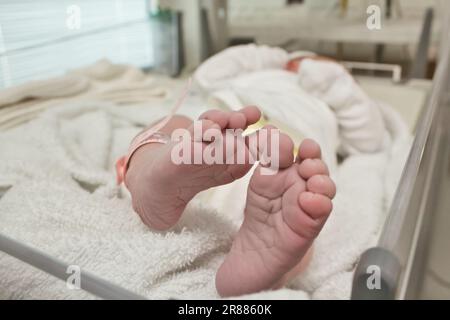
xmin=250 ymin=125 xmax=294 ymax=170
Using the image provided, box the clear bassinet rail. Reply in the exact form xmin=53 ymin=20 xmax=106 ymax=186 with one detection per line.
xmin=352 ymin=4 xmax=450 ymax=300
xmin=0 ymin=2 xmax=447 ymax=301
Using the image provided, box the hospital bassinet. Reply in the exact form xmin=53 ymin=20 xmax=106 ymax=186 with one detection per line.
xmin=1 ymin=1 xmax=449 ymax=300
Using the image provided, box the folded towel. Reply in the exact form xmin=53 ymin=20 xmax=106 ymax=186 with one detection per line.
xmin=0 ymin=59 xmax=168 ymax=131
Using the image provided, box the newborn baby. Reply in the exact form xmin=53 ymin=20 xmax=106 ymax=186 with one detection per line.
xmin=118 ymin=104 xmax=336 ymax=297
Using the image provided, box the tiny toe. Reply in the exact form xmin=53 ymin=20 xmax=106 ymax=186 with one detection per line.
xmin=278 ymin=132 xmax=295 ymax=168
xmin=228 ymin=112 xmax=247 ymax=129
xmin=189 ymin=119 xmax=221 ymax=142
xmin=239 ymin=106 xmax=261 ymax=125
xmin=299 ymin=192 xmax=333 ymax=220
xmin=199 ymin=110 xmax=228 ymax=129
xmin=306 ymin=175 xmax=336 ymax=199
xmin=298 ymin=158 xmax=329 ymax=179
xmin=296 ymin=139 xmax=322 ymax=162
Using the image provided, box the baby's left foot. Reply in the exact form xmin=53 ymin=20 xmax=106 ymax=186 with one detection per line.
xmin=125 ymin=107 xmax=261 ymax=230
xmin=216 ymin=138 xmax=336 ymax=297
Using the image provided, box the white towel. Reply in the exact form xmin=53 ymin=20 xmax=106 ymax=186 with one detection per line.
xmin=297 ymin=59 xmax=386 ymax=156
xmin=0 ymin=101 xmax=230 ymax=299
xmin=0 ymin=58 xmax=411 ymax=299
xmin=194 ymin=44 xmax=387 ymax=163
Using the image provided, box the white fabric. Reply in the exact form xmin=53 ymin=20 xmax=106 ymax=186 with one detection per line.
xmin=0 ymin=100 xmax=410 ymax=300
xmin=194 ymin=44 xmax=290 ymax=92
xmin=0 ymin=59 xmax=168 ymax=131
xmin=204 ymin=69 xmax=340 ymax=174
xmin=298 ymin=59 xmax=386 ymax=156
xmin=195 ymin=44 xmax=386 ymax=162
xmin=0 ymin=58 xmax=412 ymax=299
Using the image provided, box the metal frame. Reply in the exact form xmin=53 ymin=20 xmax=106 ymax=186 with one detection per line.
xmin=342 ymin=61 xmax=402 ymax=82
xmin=0 ymin=233 xmax=146 ymax=300
xmin=351 ymin=4 xmax=450 ymax=300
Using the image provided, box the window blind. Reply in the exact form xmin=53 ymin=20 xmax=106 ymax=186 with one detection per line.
xmin=0 ymin=0 xmax=154 ymax=89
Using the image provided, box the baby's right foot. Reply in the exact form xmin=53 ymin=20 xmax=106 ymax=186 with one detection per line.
xmin=126 ymin=106 xmax=261 ymax=230
xmin=216 ymin=138 xmax=335 ymax=297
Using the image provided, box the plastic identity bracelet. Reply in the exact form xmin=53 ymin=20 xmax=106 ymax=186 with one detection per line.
xmin=115 ymin=78 xmax=192 ymax=186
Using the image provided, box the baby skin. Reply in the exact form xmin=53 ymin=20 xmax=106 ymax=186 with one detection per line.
xmin=125 ymin=106 xmax=336 ymax=297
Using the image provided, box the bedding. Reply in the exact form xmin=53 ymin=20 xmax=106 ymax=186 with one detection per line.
xmin=0 ymin=58 xmax=411 ymax=299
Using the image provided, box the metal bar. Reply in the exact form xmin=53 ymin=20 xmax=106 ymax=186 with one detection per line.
xmin=351 ymin=5 xmax=450 ymax=300
xmin=0 ymin=233 xmax=146 ymax=300
xmin=409 ymin=8 xmax=434 ymax=79
xmin=379 ymin=8 xmax=448 ymax=254
xmin=342 ymin=61 xmax=402 ymax=82
xmin=386 ymin=0 xmax=393 ymax=19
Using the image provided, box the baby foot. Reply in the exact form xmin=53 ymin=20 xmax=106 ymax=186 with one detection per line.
xmin=126 ymin=106 xmax=261 ymax=230
xmin=215 ymin=138 xmax=336 ymax=297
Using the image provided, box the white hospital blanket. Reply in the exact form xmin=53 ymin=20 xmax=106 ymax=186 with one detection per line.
xmin=0 ymin=59 xmax=411 ymax=299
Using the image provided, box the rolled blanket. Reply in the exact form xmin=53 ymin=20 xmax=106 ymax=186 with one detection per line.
xmin=194 ymin=44 xmax=387 ymax=160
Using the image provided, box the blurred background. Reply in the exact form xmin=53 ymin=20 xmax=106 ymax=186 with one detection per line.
xmin=1 ymin=0 xmax=450 ymax=301
xmin=0 ymin=0 xmax=443 ymax=88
